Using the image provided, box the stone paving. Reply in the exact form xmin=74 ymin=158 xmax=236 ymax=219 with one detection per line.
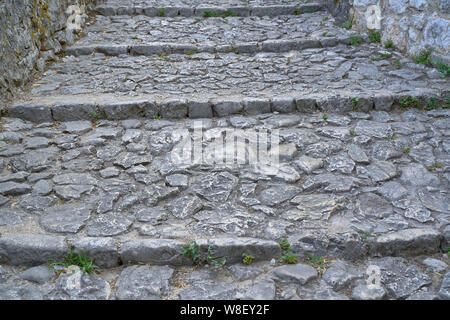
xmin=0 ymin=0 xmax=449 ymax=300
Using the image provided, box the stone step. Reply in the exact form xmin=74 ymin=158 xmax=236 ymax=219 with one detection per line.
xmin=96 ymin=1 xmax=325 ymax=17
xmin=0 ymin=110 xmax=449 ymax=270
xmin=0 ymin=229 xmax=445 ymax=268
xmin=7 ymin=42 xmax=447 ymax=122
xmin=69 ymin=11 xmax=349 ymax=56
xmin=7 ymin=90 xmax=445 ymax=123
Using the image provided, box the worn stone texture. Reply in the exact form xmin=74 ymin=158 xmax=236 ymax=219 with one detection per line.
xmin=351 ymin=0 xmax=450 ymax=59
xmin=0 ymin=0 xmax=100 ymax=108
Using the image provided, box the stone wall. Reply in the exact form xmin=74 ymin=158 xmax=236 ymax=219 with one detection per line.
xmin=0 ymin=0 xmax=99 ymax=109
xmin=329 ymin=0 xmax=449 ymax=62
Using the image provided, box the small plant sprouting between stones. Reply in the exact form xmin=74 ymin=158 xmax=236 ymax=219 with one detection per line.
xmin=351 ymin=97 xmax=360 ymax=111
xmin=322 ymin=113 xmax=328 ymax=121
xmin=341 ymin=13 xmax=354 ymax=30
xmin=304 ymin=252 xmax=328 ymax=275
xmin=399 ymin=96 xmax=419 ymax=109
xmin=426 ymin=97 xmax=448 ymax=111
xmin=279 ymin=239 xmax=297 ymax=264
xmin=368 ymin=31 xmax=381 ymax=43
xmin=186 ymin=49 xmax=199 ymax=56
xmin=203 ymin=10 xmax=236 ymax=18
xmin=426 ymin=162 xmax=443 ymax=172
xmin=403 ymin=146 xmax=410 ymax=153
xmin=48 ymin=250 xmax=100 ymax=274
xmin=413 ymin=49 xmax=432 ymax=66
xmin=242 ymin=253 xmax=255 ymax=265
xmin=349 ymin=34 xmax=360 ymax=46
xmin=182 ymin=241 xmax=226 ymax=268
xmin=157 ymin=8 xmax=165 ymax=17
xmin=384 ymin=39 xmax=396 ymax=50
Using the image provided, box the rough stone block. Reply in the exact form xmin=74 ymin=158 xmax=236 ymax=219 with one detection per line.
xmin=0 ymin=234 xmax=68 ymax=266
xmin=52 ymin=101 xmax=97 ymax=121
xmin=7 ymin=103 xmax=52 ymax=123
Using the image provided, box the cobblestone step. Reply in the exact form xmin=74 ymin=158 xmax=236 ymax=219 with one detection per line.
xmin=0 ymin=111 xmax=449 ymax=267
xmin=8 ymin=43 xmax=448 ymax=122
xmin=68 ymin=12 xmax=351 ymax=56
xmin=95 ymin=1 xmax=325 ymax=18
xmin=0 ymin=255 xmax=448 ymax=300
xmin=7 ymin=89 xmax=447 ymax=123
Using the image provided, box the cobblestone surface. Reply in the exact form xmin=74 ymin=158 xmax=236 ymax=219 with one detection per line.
xmin=1 ymin=0 xmax=449 ymax=300
xmin=18 ymin=45 xmax=448 ymax=102
xmin=76 ymin=12 xmax=347 ymax=46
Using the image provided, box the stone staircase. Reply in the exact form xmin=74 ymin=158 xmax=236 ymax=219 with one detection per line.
xmin=0 ymin=0 xmax=449 ymax=300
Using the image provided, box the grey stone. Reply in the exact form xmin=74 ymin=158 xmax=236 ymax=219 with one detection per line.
xmin=0 ymin=172 xmax=29 ymax=183
xmin=371 ymin=257 xmax=432 ymax=299
xmin=288 ymin=194 xmax=346 ymax=221
xmin=59 ymin=121 xmax=92 ymax=134
xmin=97 ymin=192 xmax=120 ymax=214
xmin=366 ymin=161 xmax=397 ymax=182
xmin=0 ymin=283 xmax=45 ymax=300
xmin=54 ymin=184 xmax=94 ymax=200
xmin=377 ymin=181 xmax=408 ymax=201
xmin=40 ymin=203 xmax=92 ymax=233
xmin=371 ymin=228 xmax=442 ymax=257
xmin=228 ymin=264 xmax=263 ymax=281
xmin=114 ymin=152 xmax=151 ymax=169
xmin=293 ymin=156 xmax=323 ymax=174
xmin=400 ymin=164 xmax=440 ymax=186
xmin=165 ymin=174 xmax=188 ymax=188
xmin=52 ymin=101 xmax=97 ymax=121
xmin=49 ymin=270 xmax=111 ymax=300
xmin=143 ymin=184 xmax=179 ymax=206
xmin=0 ymin=234 xmax=68 ymax=266
xmin=194 ymin=172 xmax=238 ymax=202
xmin=302 ymin=173 xmax=357 ymax=193
xmin=167 ymin=195 xmax=203 ymax=219
xmin=72 ymin=237 xmax=119 ymax=268
xmin=438 ymin=272 xmax=450 ymax=300
xmin=135 ymin=207 xmax=168 ymax=224
xmin=115 ymin=265 xmax=173 ymax=300
xmin=347 ymin=144 xmax=370 ymax=164
xmin=213 ymin=98 xmax=243 ymax=117
xmin=271 ymin=264 xmax=318 ymax=285
xmin=0 ymin=182 xmax=31 ymax=196
xmin=120 ymin=239 xmax=185 ymax=266
xmin=86 ymin=213 xmax=133 ymax=237
xmin=352 ymin=284 xmax=386 ymax=300
xmin=121 ymin=129 xmax=142 ymax=144
xmin=258 ymin=185 xmax=301 ymax=206
xmin=32 ymin=179 xmax=52 ymax=196
xmin=422 ymin=258 xmax=447 ymax=273
xmin=20 ymin=266 xmax=54 ymax=284
xmin=272 ymin=97 xmax=296 ymax=113
xmin=326 ymin=153 xmax=355 ymax=174
xmin=179 ymin=283 xmax=238 ymax=300
xmin=99 ymin=167 xmax=120 ymax=179
xmin=357 ymin=193 xmax=393 ymax=219
xmin=0 ymin=208 xmax=22 ymax=226
xmin=188 ymin=99 xmax=213 ymax=118
xmin=23 ymin=137 xmax=50 ymax=149
xmin=355 ymin=121 xmax=392 ymax=138
xmin=242 ymin=279 xmax=276 ymax=300
xmin=7 ymin=103 xmax=52 ymax=123
xmin=322 ymin=260 xmax=362 ymax=291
